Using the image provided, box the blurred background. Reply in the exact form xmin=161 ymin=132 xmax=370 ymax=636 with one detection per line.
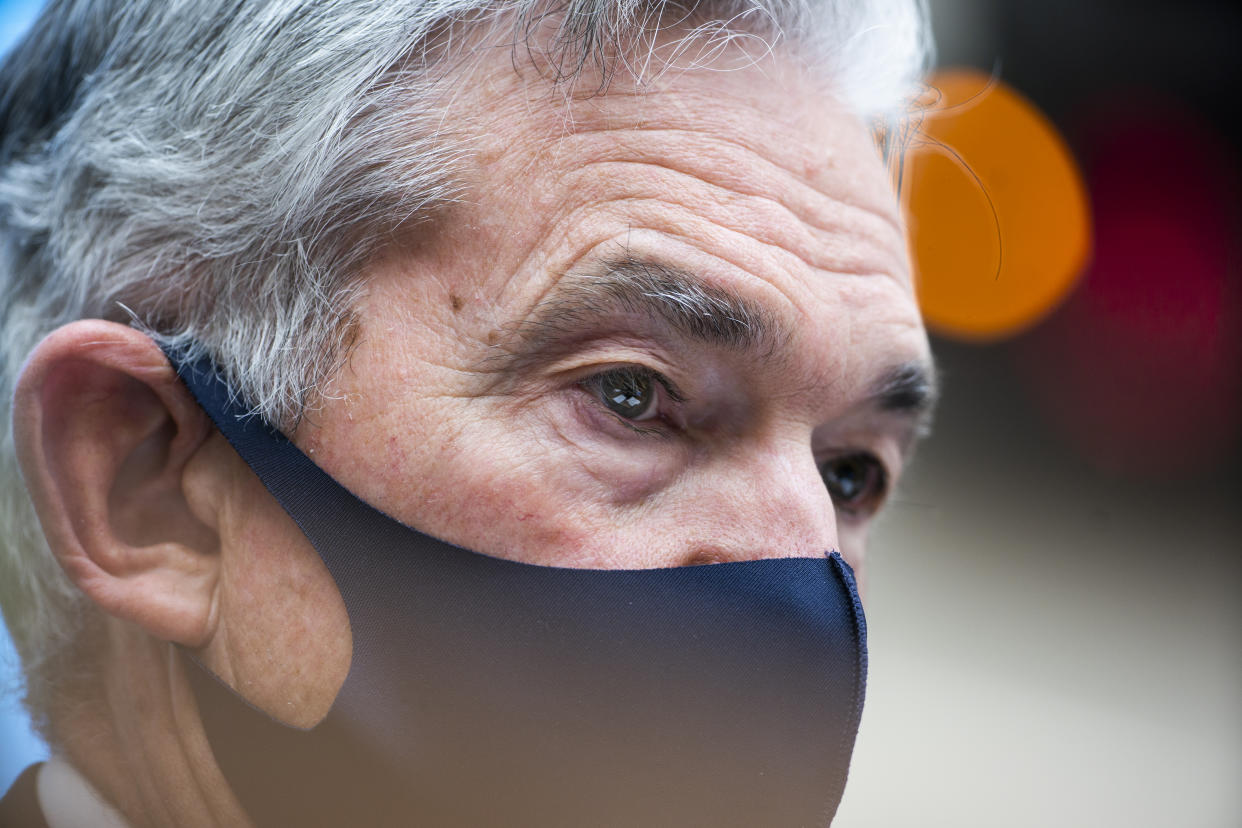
xmin=1 ymin=0 xmax=1239 ymax=825
xmin=835 ymin=1 xmax=1242 ymax=825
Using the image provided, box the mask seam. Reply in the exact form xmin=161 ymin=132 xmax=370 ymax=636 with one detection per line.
xmin=823 ymin=552 xmax=868 ymax=824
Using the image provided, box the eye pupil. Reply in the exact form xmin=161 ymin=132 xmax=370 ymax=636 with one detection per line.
xmin=601 ymin=371 xmax=653 ymax=418
xmin=832 ymin=459 xmax=862 ymax=499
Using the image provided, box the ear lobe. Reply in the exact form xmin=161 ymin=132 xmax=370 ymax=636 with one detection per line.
xmin=14 ymin=320 xmax=221 ymax=646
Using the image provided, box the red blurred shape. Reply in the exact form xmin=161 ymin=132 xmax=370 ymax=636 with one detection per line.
xmin=1017 ymin=97 xmax=1242 ymax=478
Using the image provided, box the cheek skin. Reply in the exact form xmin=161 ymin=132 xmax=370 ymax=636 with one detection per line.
xmin=418 ymin=394 xmax=678 ymax=567
xmin=550 ymin=392 xmax=687 ymax=505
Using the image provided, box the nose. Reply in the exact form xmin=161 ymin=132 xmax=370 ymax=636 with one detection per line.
xmin=676 ymin=438 xmax=839 ymax=566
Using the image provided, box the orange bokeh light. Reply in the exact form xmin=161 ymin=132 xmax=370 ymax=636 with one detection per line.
xmin=904 ymin=68 xmax=1092 ymax=341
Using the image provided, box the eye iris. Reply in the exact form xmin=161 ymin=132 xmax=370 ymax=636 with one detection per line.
xmin=601 ymin=371 xmax=653 ymax=418
xmin=821 ymin=454 xmax=885 ymax=513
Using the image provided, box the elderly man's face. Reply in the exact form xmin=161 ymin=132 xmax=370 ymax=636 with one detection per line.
xmin=6 ymin=42 xmax=934 ymax=812
xmin=3 ymin=29 xmax=933 ymax=822
xmin=117 ymin=47 xmax=933 ymax=733
xmin=286 ymin=54 xmax=930 ymax=578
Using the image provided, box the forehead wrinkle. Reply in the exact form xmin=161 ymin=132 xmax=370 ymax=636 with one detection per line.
xmin=506 ymin=151 xmax=907 ymax=299
xmin=549 ymin=124 xmax=905 ymax=240
xmin=567 ymin=202 xmax=909 ymax=304
xmin=487 ymin=69 xmax=901 ymax=225
xmin=524 ymin=127 xmax=907 ymax=290
xmin=563 ymin=158 xmax=906 ymax=282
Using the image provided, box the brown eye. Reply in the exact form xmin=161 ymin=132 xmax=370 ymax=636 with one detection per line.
xmin=820 ymin=453 xmax=888 ymax=516
xmin=593 ymin=368 xmax=659 ymax=421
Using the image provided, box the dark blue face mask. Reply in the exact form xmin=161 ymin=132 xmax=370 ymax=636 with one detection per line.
xmin=169 ymin=350 xmax=868 ymax=828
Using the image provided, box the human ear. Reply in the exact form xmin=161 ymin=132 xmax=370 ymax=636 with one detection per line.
xmin=12 ymin=320 xmax=221 ymax=646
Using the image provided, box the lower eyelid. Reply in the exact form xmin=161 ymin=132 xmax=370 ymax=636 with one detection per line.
xmin=569 ymin=384 xmax=667 ymax=438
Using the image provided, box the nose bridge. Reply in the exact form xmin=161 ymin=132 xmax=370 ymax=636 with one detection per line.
xmin=683 ymin=437 xmax=838 ymax=564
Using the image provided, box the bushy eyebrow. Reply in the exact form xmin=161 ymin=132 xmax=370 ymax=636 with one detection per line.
xmin=867 ymin=361 xmax=940 ymax=440
xmin=506 ymin=257 xmax=781 ymax=361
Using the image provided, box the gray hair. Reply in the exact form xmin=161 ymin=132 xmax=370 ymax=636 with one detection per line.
xmin=0 ymin=0 xmax=931 ymax=740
